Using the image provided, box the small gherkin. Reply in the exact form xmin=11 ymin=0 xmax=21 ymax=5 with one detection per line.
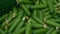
xmin=0 ymin=0 xmax=16 ymax=16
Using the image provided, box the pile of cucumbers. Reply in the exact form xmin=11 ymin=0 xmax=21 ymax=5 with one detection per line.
xmin=0 ymin=0 xmax=60 ymax=34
